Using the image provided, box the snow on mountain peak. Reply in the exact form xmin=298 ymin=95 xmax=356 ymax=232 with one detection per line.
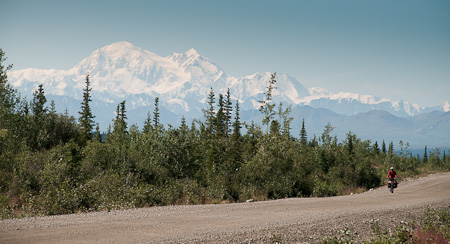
xmin=307 ymin=87 xmax=384 ymax=105
xmin=74 ymin=41 xmax=158 ymax=72
xmin=300 ymin=87 xmax=426 ymax=116
xmin=93 ymin=41 xmax=148 ymax=60
xmin=103 ymin=41 xmax=137 ymax=50
xmin=308 ymin=87 xmax=331 ymax=97
xmin=185 ymin=48 xmax=200 ymax=58
xmin=440 ymin=101 xmax=450 ymax=112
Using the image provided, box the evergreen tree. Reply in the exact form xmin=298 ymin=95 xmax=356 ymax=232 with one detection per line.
xmin=203 ymin=87 xmax=216 ymax=139
xmin=258 ymin=72 xmax=277 ymax=134
xmin=229 ymin=99 xmax=242 ymax=169
xmin=119 ymin=101 xmax=127 ymax=130
xmin=111 ymin=101 xmax=128 ymax=143
xmin=143 ymin=111 xmax=152 ymax=134
xmin=388 ymin=141 xmax=394 ymax=157
xmin=30 ymin=84 xmax=48 ymax=150
xmin=153 ymin=97 xmax=160 ymax=128
xmin=300 ymin=119 xmax=308 ymax=146
xmin=180 ymin=116 xmax=188 ymax=132
xmin=224 ymin=88 xmax=233 ymax=137
xmin=346 ymin=131 xmax=355 ymax=156
xmin=50 ymin=100 xmax=56 ymax=114
xmin=190 ymin=120 xmax=197 ymax=134
xmin=373 ymin=141 xmax=380 ymax=155
xmin=423 ymin=145 xmax=428 ymax=163
xmin=382 ymin=140 xmax=387 ymax=154
xmin=113 ymin=104 xmax=121 ymax=128
xmin=215 ymin=94 xmax=226 ymax=138
xmin=232 ymin=99 xmax=242 ymax=141
xmin=278 ymin=102 xmax=293 ymax=138
xmin=31 ymin=84 xmax=48 ymax=122
xmin=443 ymin=151 xmax=447 ymax=167
xmin=46 ymin=100 xmax=57 ymax=145
xmin=78 ymin=74 xmax=95 ymax=144
xmin=309 ymin=135 xmax=318 ymax=147
xmin=269 ymin=120 xmax=281 ymax=137
xmin=94 ymin=123 xmax=102 ymax=142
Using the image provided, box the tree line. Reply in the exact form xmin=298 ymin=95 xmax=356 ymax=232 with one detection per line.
xmin=1 ymin=49 xmax=448 ymax=218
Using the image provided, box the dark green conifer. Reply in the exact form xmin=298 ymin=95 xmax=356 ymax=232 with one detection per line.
xmin=373 ymin=141 xmax=380 ymax=155
xmin=203 ymin=87 xmax=216 ymax=139
xmin=94 ymin=123 xmax=102 ymax=142
xmin=232 ymin=99 xmax=241 ymax=140
xmin=143 ymin=111 xmax=152 ymax=134
xmin=423 ymin=145 xmax=428 ymax=163
xmin=153 ymin=97 xmax=160 ymax=128
xmin=79 ymin=74 xmax=95 ymax=144
xmin=300 ymin=119 xmax=308 ymax=146
xmin=215 ymin=94 xmax=226 ymax=138
xmin=225 ymin=88 xmax=233 ymax=137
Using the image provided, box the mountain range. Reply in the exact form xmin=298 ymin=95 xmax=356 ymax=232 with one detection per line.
xmin=7 ymin=41 xmax=450 ymax=149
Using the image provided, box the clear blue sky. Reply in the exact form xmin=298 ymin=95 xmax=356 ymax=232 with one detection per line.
xmin=1 ymin=0 xmax=449 ymax=107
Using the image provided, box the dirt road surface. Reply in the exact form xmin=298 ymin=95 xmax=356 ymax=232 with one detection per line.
xmin=1 ymin=172 xmax=450 ymax=244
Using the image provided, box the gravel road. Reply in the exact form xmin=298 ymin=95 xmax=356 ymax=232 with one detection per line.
xmin=1 ymin=172 xmax=450 ymax=244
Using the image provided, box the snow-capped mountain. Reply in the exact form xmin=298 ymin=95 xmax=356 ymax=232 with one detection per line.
xmin=300 ymin=87 xmax=428 ymax=117
xmin=7 ymin=41 xmax=450 ymax=147
xmin=8 ymin=41 xmax=313 ymax=118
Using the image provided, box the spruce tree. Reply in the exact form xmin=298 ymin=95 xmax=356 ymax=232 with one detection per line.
xmin=180 ymin=116 xmax=187 ymax=132
xmin=31 ymin=84 xmax=48 ymax=122
xmin=203 ymin=87 xmax=216 ymax=139
xmin=79 ymin=74 xmax=95 ymax=144
xmin=373 ymin=141 xmax=380 ymax=155
xmin=232 ymin=99 xmax=242 ymax=141
xmin=231 ymin=100 xmax=242 ymax=170
xmin=153 ymin=97 xmax=160 ymax=128
xmin=443 ymin=151 xmax=447 ymax=166
xmin=423 ymin=145 xmax=428 ymax=163
xmin=269 ymin=120 xmax=281 ymax=136
xmin=258 ymin=72 xmax=277 ymax=134
xmin=346 ymin=131 xmax=355 ymax=156
xmin=94 ymin=123 xmax=102 ymax=142
xmin=30 ymin=84 xmax=48 ymax=150
xmin=224 ymin=88 xmax=233 ymax=137
xmin=309 ymin=135 xmax=318 ymax=147
xmin=119 ymin=100 xmax=127 ymax=130
xmin=143 ymin=111 xmax=152 ymax=134
xmin=388 ymin=141 xmax=394 ymax=156
xmin=215 ymin=94 xmax=226 ymax=138
xmin=300 ymin=119 xmax=308 ymax=146
xmin=382 ymin=140 xmax=387 ymax=154
xmin=112 ymin=101 xmax=128 ymax=143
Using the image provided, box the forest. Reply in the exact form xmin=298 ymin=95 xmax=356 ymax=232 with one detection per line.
xmin=1 ymin=49 xmax=449 ymax=219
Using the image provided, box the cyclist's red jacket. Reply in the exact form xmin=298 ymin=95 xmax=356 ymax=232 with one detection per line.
xmin=387 ymin=170 xmax=397 ymax=179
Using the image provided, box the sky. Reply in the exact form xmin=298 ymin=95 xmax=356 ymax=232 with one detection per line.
xmin=1 ymin=0 xmax=449 ymax=107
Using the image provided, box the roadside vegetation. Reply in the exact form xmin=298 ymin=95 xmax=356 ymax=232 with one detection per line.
xmin=1 ymin=49 xmax=449 ymax=219
xmin=322 ymin=206 xmax=450 ymax=244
